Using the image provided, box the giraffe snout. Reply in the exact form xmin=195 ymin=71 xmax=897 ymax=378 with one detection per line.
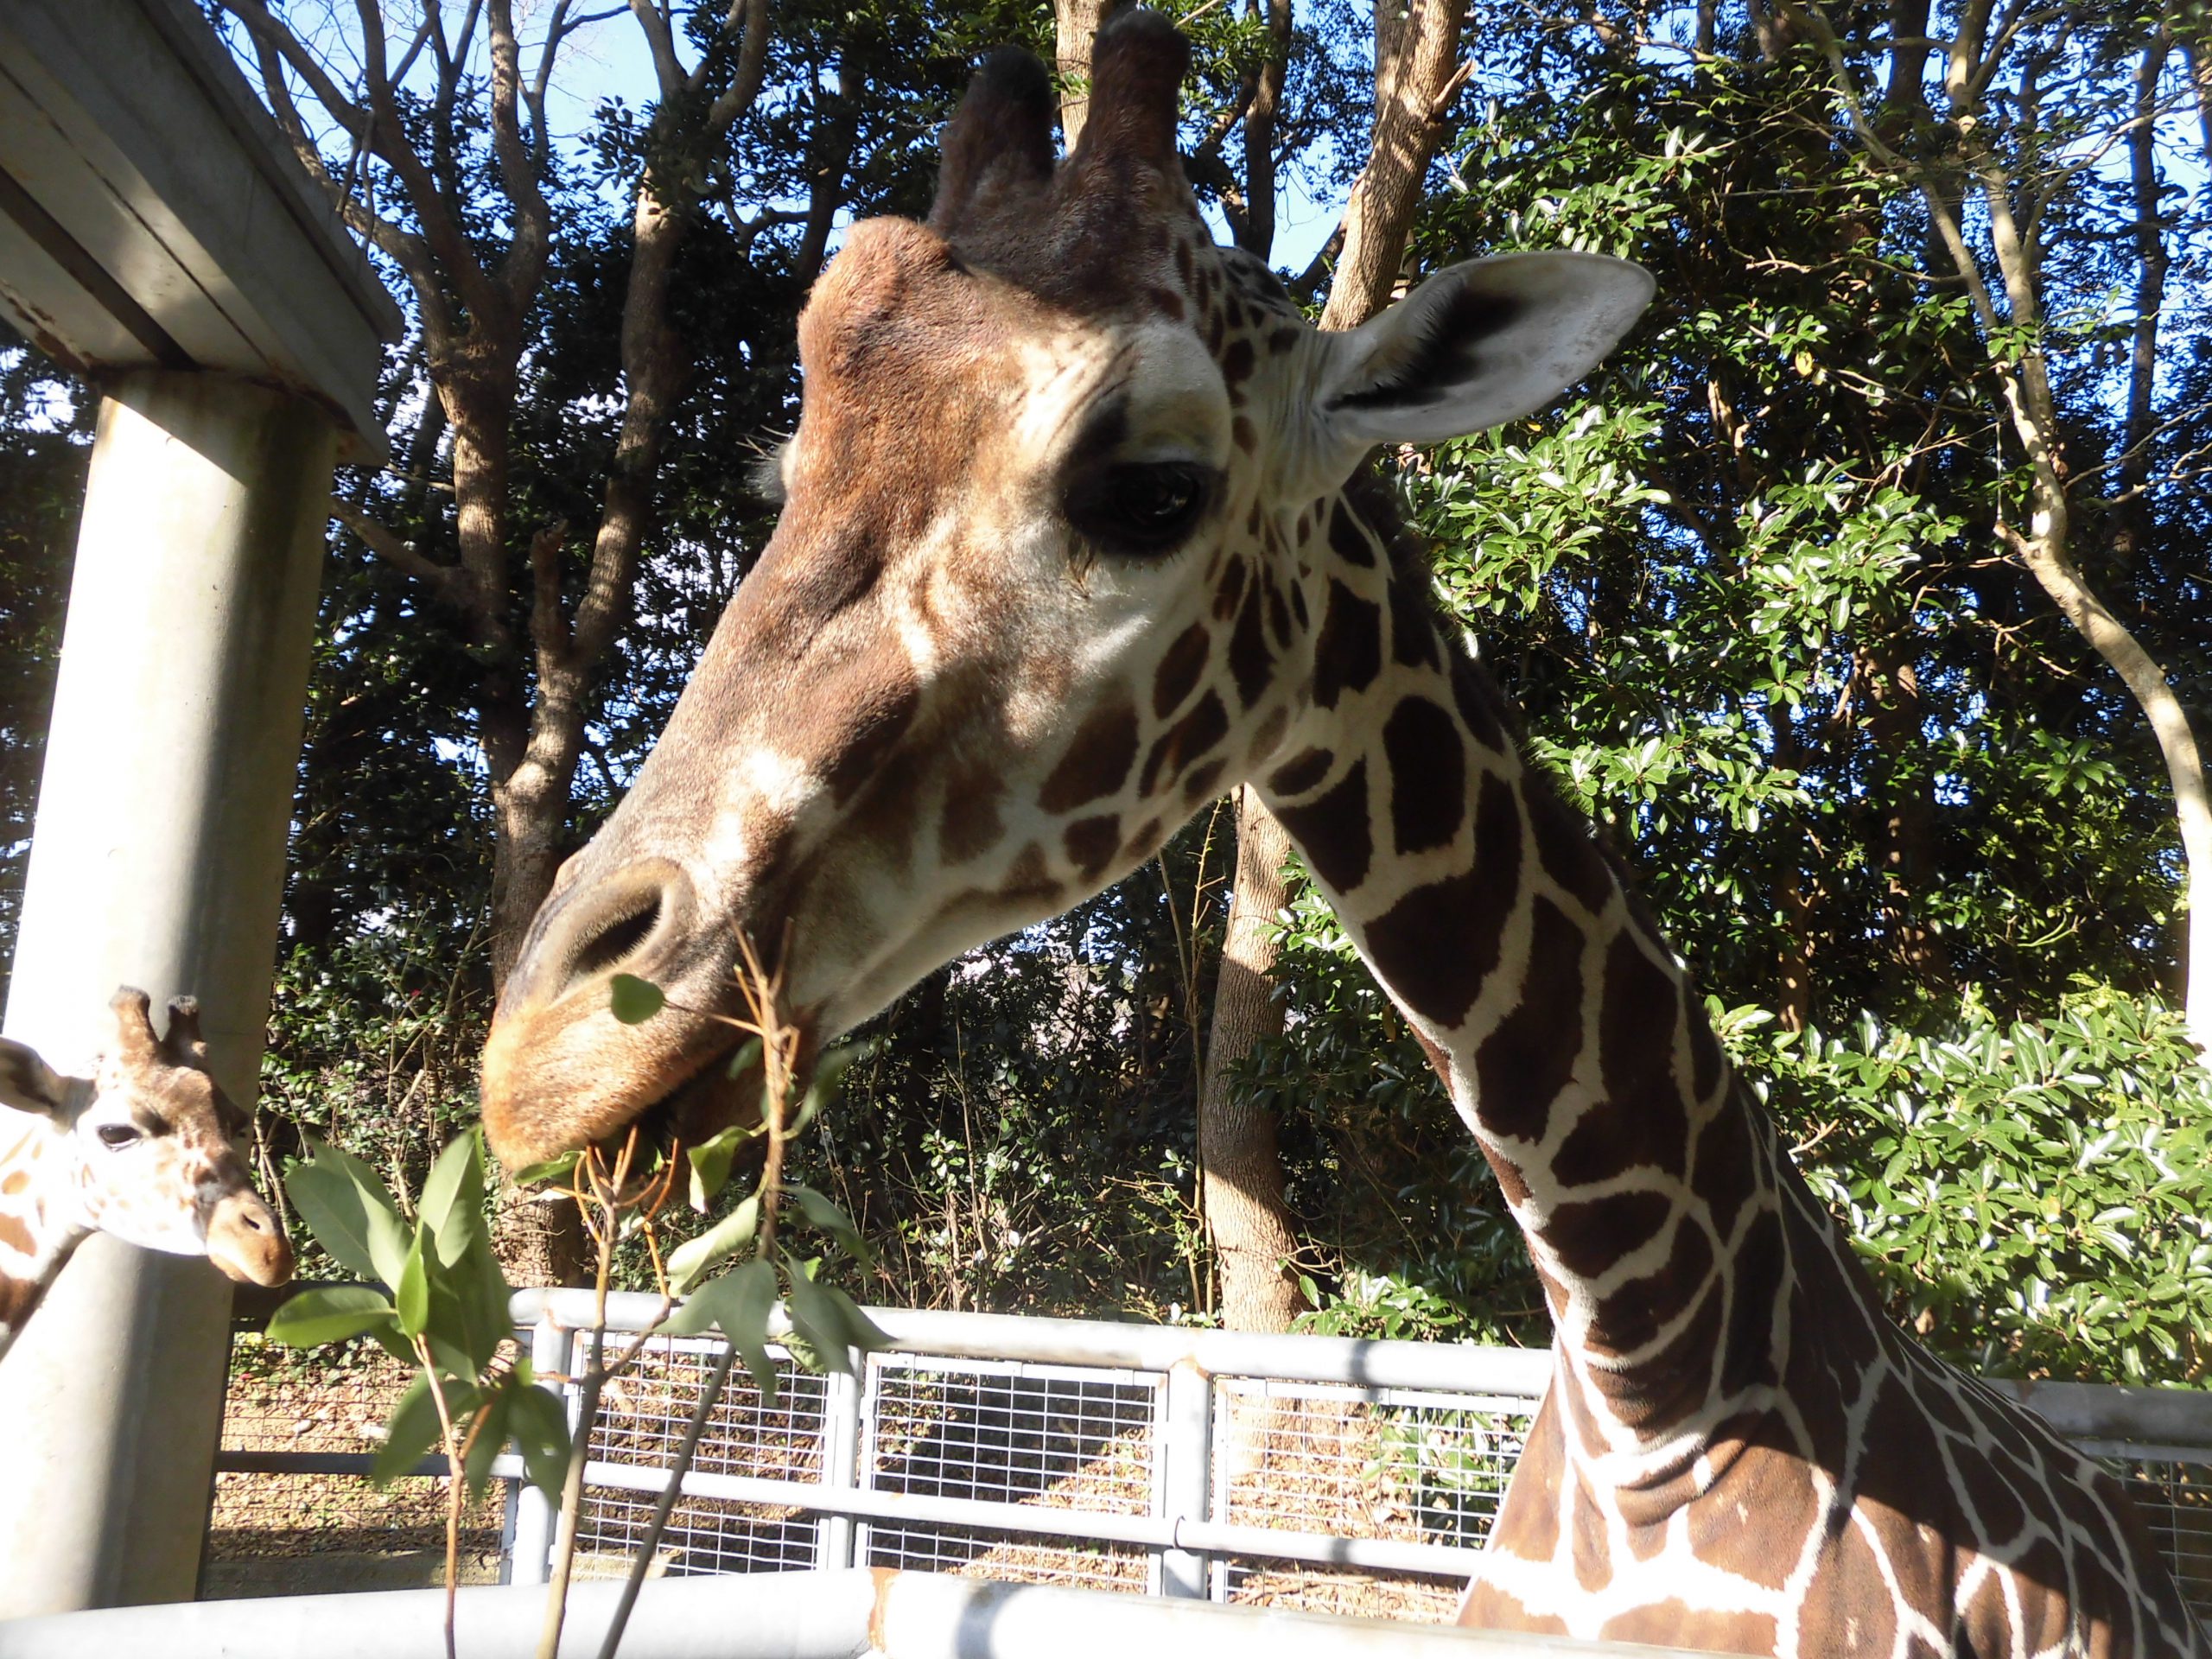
xmin=205 ymin=1189 xmax=294 ymax=1287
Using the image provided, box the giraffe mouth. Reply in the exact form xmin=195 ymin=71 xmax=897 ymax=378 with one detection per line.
xmin=620 ymin=1033 xmax=769 ymax=1160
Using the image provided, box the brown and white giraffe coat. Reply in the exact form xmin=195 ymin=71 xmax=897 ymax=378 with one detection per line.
xmin=480 ymin=15 xmax=2205 ymax=1656
xmin=0 ymin=988 xmax=292 ymax=1358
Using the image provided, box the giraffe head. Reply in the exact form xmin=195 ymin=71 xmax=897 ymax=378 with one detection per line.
xmin=0 ymin=989 xmax=293 ymax=1286
xmin=480 ymin=10 xmax=1651 ymax=1166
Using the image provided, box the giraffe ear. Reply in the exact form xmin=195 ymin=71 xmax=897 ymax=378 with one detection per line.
xmin=1314 ymin=252 xmax=1654 ymax=459
xmin=0 ymin=1038 xmax=70 ymax=1122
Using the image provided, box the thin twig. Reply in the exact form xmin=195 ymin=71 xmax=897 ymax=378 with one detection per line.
xmin=595 ymin=935 xmax=795 ymax=1659
xmin=416 ymin=1337 xmax=466 ymax=1659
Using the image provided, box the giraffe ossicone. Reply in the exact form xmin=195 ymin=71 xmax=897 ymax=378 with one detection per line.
xmin=480 ymin=12 xmax=2206 ymax=1653
xmin=0 ymin=988 xmax=294 ymax=1359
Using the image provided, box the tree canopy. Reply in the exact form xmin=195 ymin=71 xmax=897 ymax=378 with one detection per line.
xmin=2 ymin=0 xmax=2207 ymax=1385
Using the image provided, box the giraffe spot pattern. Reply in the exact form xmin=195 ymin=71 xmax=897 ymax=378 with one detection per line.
xmin=1362 ymin=772 xmax=1521 ymax=1027
xmin=1153 ymin=621 xmax=1210 ymax=718
xmin=1327 ymin=500 xmax=1377 ymax=567
xmin=1387 ymin=570 xmax=1441 ymax=671
xmin=1213 ymin=556 xmax=1248 ymax=621
xmin=1245 ymin=706 xmax=1289 ymax=767
xmin=1474 ymin=897 xmax=1585 ymax=1142
xmin=1590 ymin=1215 xmax=1714 ymax=1361
xmin=1554 ymin=934 xmax=1687 ymax=1185
xmin=1181 ymin=759 xmax=1226 ymax=804
xmin=1229 ymin=582 xmax=1273 ymax=710
xmin=1266 ymin=747 xmax=1332 ymax=798
xmin=1588 ymin=1270 xmax=1725 ymax=1428
xmin=1064 ymin=815 xmax=1122 ymax=882
xmin=939 ymin=761 xmax=1006 ymax=865
xmin=1545 ymin=1188 xmax=1670 ymax=1280
xmin=1570 ymin=1467 xmax=1611 ymax=1593
xmin=1265 ymin=580 xmax=1293 ymax=651
xmin=1601 ymin=1604 xmax=1779 ymax=1654
xmin=1447 ymin=652 xmax=1508 ymax=753
xmin=1526 ymin=780 xmax=1615 ymax=915
xmin=823 ymin=666 xmax=923 ymax=807
xmin=1273 ymin=760 xmax=1370 ymax=894
xmin=1718 ymin=1208 xmax=1786 ymax=1397
xmin=1312 ymin=581 xmax=1382 ymax=711
xmin=1382 ymin=696 xmax=1465 ymax=855
xmin=1140 ymin=691 xmax=1228 ymax=798
xmin=1692 ymin=1095 xmax=1758 ymax=1243
xmin=1039 ymin=699 xmax=1139 ymax=814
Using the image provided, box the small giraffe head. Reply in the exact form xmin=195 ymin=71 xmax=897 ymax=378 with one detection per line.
xmin=0 ymin=989 xmax=293 ymax=1287
xmin=480 ymin=10 xmax=1650 ymax=1166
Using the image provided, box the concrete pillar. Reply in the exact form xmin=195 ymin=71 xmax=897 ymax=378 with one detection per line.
xmin=0 ymin=370 xmax=334 ymax=1614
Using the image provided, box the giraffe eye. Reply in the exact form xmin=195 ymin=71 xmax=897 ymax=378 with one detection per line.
xmin=95 ymin=1123 xmax=141 ymax=1151
xmin=1066 ymin=461 xmax=1217 ymax=556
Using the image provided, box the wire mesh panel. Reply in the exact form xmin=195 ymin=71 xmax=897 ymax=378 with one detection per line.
xmin=1209 ymin=1377 xmax=1535 ymax=1618
xmin=570 ymin=1335 xmax=830 ymax=1580
xmin=207 ymin=1335 xmax=504 ymax=1598
xmin=856 ymin=1352 xmax=1160 ymax=1589
xmin=2108 ymin=1459 xmax=2212 ymax=1629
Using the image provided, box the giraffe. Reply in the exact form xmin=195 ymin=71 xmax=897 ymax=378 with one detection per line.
xmin=476 ymin=14 xmax=2207 ymax=1654
xmin=0 ymin=988 xmax=294 ymax=1359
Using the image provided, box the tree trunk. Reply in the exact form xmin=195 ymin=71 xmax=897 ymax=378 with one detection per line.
xmin=1054 ymin=0 xmax=1113 ymax=149
xmin=1804 ymin=0 xmax=2212 ymax=1056
xmin=1866 ymin=649 xmax=1952 ymax=991
xmin=1238 ymin=0 xmax=1294 ymax=258
xmin=1196 ymin=0 xmax=1469 ymax=1333
xmin=1318 ymin=0 xmax=1466 ymax=331
xmin=1198 ymin=790 xmax=1306 ymax=1332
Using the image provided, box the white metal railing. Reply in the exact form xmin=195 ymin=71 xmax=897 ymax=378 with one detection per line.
xmin=214 ymin=1289 xmax=2212 ymax=1626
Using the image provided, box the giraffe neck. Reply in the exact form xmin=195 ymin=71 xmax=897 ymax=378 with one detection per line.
xmin=1257 ymin=475 xmax=1813 ymax=1463
xmin=0 ymin=1121 xmax=87 ymax=1360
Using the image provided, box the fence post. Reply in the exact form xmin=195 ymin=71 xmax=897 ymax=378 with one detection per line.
xmin=816 ymin=1363 xmax=863 ymax=1569
xmin=1159 ymin=1359 xmax=1211 ymax=1599
xmin=506 ymin=1314 xmax=573 ymax=1586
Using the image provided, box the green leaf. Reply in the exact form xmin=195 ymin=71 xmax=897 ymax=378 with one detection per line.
xmin=511 ymin=1151 xmax=582 ymax=1189
xmin=815 ymin=1281 xmax=892 ymax=1355
xmin=266 ymin=1284 xmax=396 ymax=1348
xmin=787 ymin=1042 xmax=867 ymax=1136
xmin=285 ymin=1143 xmax=405 ymax=1284
xmin=610 ymin=974 xmax=666 ymax=1024
xmin=394 ymin=1229 xmax=430 ymax=1338
xmin=464 ymin=1383 xmax=513 ymax=1497
xmin=666 ymin=1257 xmax=780 ymax=1405
xmin=685 ymin=1116 xmax=763 ymax=1214
xmin=666 ymin=1194 xmax=760 ymax=1295
xmin=782 ymin=1254 xmax=870 ymax=1376
xmin=787 ymin=1183 xmax=873 ymax=1272
xmin=507 ymin=1380 xmax=573 ymax=1499
xmin=423 ymin=1236 xmax=511 ymax=1376
xmin=372 ymin=1374 xmax=447 ymax=1484
xmin=418 ymin=1131 xmax=485 ymax=1268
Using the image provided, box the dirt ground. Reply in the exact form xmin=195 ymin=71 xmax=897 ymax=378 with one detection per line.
xmin=208 ymin=1335 xmax=505 ymax=1598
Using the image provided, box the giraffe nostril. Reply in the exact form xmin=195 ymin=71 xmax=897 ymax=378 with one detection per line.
xmin=569 ymin=894 xmax=662 ymax=981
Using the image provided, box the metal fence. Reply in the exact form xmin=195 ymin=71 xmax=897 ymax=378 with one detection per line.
xmin=214 ymin=1291 xmax=2212 ymax=1629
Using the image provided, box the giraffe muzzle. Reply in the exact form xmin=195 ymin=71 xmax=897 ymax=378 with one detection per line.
xmin=205 ymin=1190 xmax=295 ymax=1287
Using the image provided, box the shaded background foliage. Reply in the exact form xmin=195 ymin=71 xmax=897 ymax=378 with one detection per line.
xmin=3 ymin=0 xmax=2209 ymax=1386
